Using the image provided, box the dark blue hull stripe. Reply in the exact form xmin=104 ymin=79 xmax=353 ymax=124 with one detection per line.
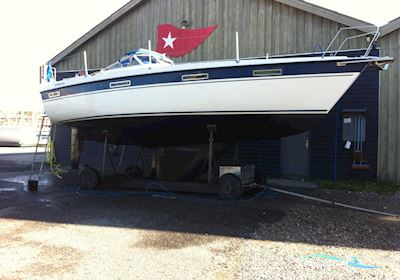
xmin=41 ymin=60 xmax=366 ymax=100
xmin=60 ymin=109 xmax=328 ymax=123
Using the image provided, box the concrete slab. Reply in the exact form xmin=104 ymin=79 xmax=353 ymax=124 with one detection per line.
xmin=0 ymin=147 xmax=45 ymax=174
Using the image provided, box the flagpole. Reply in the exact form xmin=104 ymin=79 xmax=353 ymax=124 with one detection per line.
xmin=236 ymin=32 xmax=240 ymax=63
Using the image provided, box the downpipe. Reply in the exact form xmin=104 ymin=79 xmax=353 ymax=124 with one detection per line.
xmin=267 ymin=186 xmax=399 ymax=218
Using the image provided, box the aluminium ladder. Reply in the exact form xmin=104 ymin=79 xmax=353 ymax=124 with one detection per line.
xmin=27 ymin=114 xmax=53 ymax=191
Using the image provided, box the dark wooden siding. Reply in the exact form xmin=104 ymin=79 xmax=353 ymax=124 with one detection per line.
xmin=310 ymin=71 xmax=379 ymax=180
xmin=217 ymin=140 xmax=281 ymax=178
xmin=309 ymin=50 xmax=379 ymax=181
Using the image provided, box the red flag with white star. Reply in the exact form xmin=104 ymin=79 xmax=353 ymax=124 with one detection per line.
xmin=156 ymin=24 xmax=218 ymax=57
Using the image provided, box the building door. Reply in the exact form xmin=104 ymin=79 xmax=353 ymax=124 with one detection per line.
xmin=280 ymin=131 xmax=310 ymax=177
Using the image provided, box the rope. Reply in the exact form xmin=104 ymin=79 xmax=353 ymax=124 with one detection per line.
xmin=46 ymin=140 xmax=68 ymax=179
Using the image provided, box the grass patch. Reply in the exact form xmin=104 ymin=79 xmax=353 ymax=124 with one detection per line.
xmin=313 ymin=179 xmax=400 ymax=194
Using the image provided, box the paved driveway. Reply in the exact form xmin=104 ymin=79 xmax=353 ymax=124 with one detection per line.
xmin=0 ymin=150 xmax=399 ymax=279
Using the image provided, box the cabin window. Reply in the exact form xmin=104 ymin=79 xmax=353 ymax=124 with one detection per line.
xmin=129 ymin=59 xmax=140 ymax=66
xmin=137 ymin=55 xmax=158 ymax=64
xmin=109 ymin=80 xmax=131 ymax=89
xmin=253 ymin=69 xmax=282 ymax=77
xmin=181 ymin=73 xmax=209 ymax=82
xmin=104 ymin=62 xmax=123 ymax=71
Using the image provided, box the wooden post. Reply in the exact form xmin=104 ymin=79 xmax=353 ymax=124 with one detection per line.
xmin=207 ymin=125 xmax=217 ymax=184
xmin=70 ymin=127 xmax=81 ymax=169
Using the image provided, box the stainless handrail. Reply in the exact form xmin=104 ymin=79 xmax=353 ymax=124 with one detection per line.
xmin=52 ymin=67 xmax=57 ymax=81
xmin=322 ymin=26 xmax=380 ymax=58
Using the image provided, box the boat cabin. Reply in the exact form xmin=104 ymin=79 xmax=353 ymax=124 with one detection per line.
xmin=103 ymin=49 xmax=174 ymax=71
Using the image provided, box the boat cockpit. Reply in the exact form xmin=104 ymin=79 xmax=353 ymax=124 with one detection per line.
xmin=103 ymin=49 xmax=174 ymax=71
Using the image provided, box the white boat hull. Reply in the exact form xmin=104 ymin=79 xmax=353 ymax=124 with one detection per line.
xmin=43 ymin=72 xmax=360 ymax=123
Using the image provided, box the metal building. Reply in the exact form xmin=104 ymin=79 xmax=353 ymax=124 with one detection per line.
xmin=48 ymin=0 xmax=386 ymax=181
xmin=378 ymin=17 xmax=400 ymax=183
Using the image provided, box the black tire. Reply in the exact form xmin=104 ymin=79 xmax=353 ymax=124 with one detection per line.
xmin=218 ymin=173 xmax=243 ymax=200
xmin=125 ymin=165 xmax=142 ymax=178
xmin=79 ymin=167 xmax=100 ymax=190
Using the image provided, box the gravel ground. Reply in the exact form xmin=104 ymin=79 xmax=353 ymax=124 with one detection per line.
xmin=0 ymin=162 xmax=399 ymax=279
xmin=236 ymin=198 xmax=400 ymax=280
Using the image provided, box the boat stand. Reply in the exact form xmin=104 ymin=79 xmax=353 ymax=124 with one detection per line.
xmin=195 ymin=125 xmax=217 ymax=183
xmin=207 ymin=124 xmax=217 ymax=183
xmin=125 ymin=146 xmax=148 ymax=178
xmin=101 ymin=130 xmax=109 ymax=176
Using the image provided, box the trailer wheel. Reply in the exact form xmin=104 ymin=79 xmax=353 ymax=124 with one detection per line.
xmin=79 ymin=166 xmax=100 ymax=190
xmin=219 ymin=173 xmax=242 ymax=200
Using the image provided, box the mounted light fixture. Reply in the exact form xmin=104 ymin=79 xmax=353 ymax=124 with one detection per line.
xmin=181 ymin=20 xmax=191 ymax=29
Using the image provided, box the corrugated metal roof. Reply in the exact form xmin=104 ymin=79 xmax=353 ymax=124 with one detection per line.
xmin=49 ymin=0 xmax=372 ymax=65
